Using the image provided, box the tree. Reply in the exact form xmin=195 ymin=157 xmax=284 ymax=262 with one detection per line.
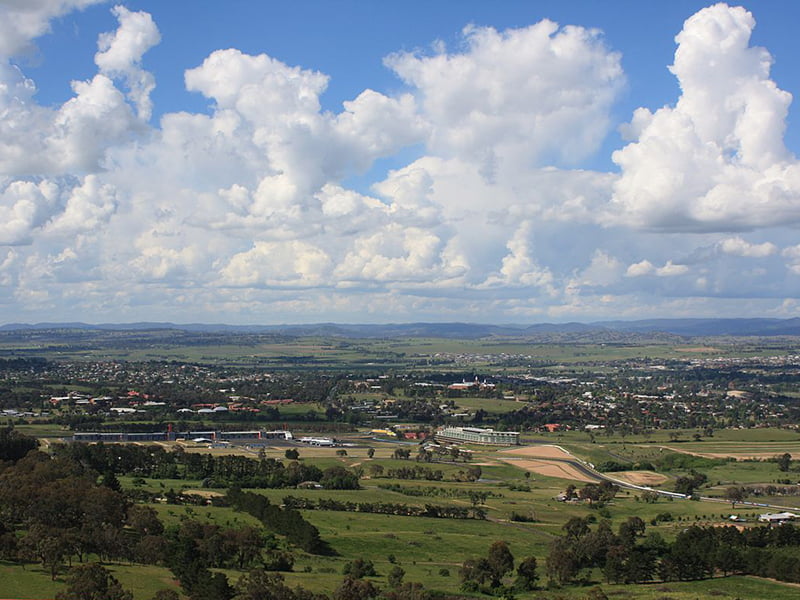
xmin=190 ymin=571 xmax=234 ymax=600
xmin=321 ymin=466 xmax=360 ymax=490
xmin=546 ymin=538 xmax=580 ymax=586
xmin=55 ymin=563 xmax=133 ymax=600
xmin=101 ymin=470 xmax=122 ymax=492
xmin=487 ymin=541 xmax=514 ymax=587
xmin=514 ymin=556 xmax=538 ymax=590
xmin=23 ymin=525 xmax=70 ymax=580
xmin=625 ymin=546 xmax=656 ymax=583
xmin=343 ymin=558 xmax=377 ymax=578
xmin=618 ymin=517 xmax=646 ymax=548
xmin=725 ymin=486 xmax=746 ymax=508
xmin=393 ymin=449 xmax=410 ymax=460
xmin=333 ymin=577 xmax=379 ymax=600
xmin=603 ymin=545 xmax=628 ymax=584
xmin=127 ymin=504 xmax=164 ymax=536
xmin=226 ymin=526 xmax=265 ymax=570
xmin=580 ymin=521 xmax=617 ymax=568
xmin=285 ymin=449 xmax=299 ymax=460
xmin=578 ymin=484 xmax=601 ymax=505
xmin=777 ymin=453 xmax=792 ymax=472
xmin=714 ymin=545 xmax=744 ymax=576
xmin=232 ymin=569 xmax=296 ymax=600
xmin=563 ymin=517 xmax=590 ymax=541
xmin=0 ymin=426 xmax=38 ymax=462
xmin=382 ymin=582 xmax=431 ymax=600
xmin=464 ymin=465 xmax=482 ymax=482
xmin=367 ymin=448 xmax=375 ymax=459
xmin=469 ymin=491 xmax=488 ymax=512
xmin=459 ymin=558 xmax=493 ymax=590
xmin=387 ymin=565 xmax=405 ymax=588
xmin=641 ymin=490 xmax=659 ymax=504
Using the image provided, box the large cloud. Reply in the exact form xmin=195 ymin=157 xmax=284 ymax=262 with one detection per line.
xmin=610 ymin=3 xmax=800 ymax=232
xmin=0 ymin=4 xmax=148 ymax=176
xmin=95 ymin=5 xmax=160 ymax=120
xmin=386 ymin=20 xmax=624 ymax=178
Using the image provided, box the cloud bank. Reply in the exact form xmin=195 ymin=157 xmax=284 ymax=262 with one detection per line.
xmin=0 ymin=1 xmax=799 ymax=323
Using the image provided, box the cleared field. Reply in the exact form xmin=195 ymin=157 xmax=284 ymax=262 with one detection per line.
xmin=500 ymin=458 xmax=595 ymax=482
xmin=494 ymin=445 xmax=594 ymax=482
xmin=500 ymin=444 xmax=574 ymax=459
xmin=662 ymin=441 xmax=800 ymax=460
xmin=612 ymin=470 xmax=670 ymax=486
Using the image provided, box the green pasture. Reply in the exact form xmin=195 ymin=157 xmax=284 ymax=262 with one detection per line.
xmin=453 ymin=397 xmax=527 ymax=414
xmin=149 ymin=501 xmax=262 ymax=529
xmin=0 ymin=561 xmax=182 ymax=600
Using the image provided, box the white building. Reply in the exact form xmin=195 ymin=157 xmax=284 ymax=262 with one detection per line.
xmin=436 ymin=426 xmax=519 ymax=446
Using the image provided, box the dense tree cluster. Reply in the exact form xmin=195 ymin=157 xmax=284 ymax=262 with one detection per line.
xmin=226 ymin=488 xmax=331 ymax=555
xmin=54 ymin=442 xmax=324 ymax=488
xmin=0 ymin=450 xmax=130 ymax=578
xmin=545 ymin=517 xmax=800 ymax=586
xmin=0 ymin=425 xmax=39 ymax=463
xmin=281 ymin=495 xmax=483 ymax=520
xmin=460 ymin=541 xmax=538 ymax=595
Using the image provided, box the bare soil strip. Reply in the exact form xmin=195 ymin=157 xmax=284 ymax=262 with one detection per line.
xmin=507 ymin=459 xmax=596 ymax=482
xmin=660 ymin=444 xmax=798 ymax=460
xmin=499 ymin=445 xmax=573 ymax=459
xmin=611 ymin=470 xmax=670 ymax=486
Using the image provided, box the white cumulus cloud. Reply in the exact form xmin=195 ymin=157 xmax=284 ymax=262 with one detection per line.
xmin=718 ymin=236 xmax=777 ymax=258
xmin=386 ymin=19 xmax=624 ymax=177
xmin=95 ymin=5 xmax=161 ymax=120
xmin=611 ymin=3 xmax=800 ymax=232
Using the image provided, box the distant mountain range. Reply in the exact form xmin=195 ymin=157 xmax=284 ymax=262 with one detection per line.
xmin=2 ymin=318 xmax=800 ymax=338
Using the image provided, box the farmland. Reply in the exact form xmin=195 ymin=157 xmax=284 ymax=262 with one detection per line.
xmin=3 ymin=326 xmax=800 ymax=598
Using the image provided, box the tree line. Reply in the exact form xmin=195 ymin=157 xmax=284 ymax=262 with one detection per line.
xmin=54 ymin=442 xmax=327 ymax=488
xmin=281 ymin=495 xmax=485 ymax=520
xmin=544 ymin=515 xmax=800 ymax=586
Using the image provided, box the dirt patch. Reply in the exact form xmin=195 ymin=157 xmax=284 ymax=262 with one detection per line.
xmin=661 ymin=445 xmax=790 ymax=460
xmin=500 ymin=445 xmax=573 ymax=459
xmin=502 ymin=458 xmax=595 ymax=483
xmin=182 ymin=489 xmax=224 ymax=498
xmin=611 ymin=471 xmax=669 ymax=486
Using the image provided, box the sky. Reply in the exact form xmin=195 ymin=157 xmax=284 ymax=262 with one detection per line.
xmin=2 ymin=1 xmax=800 ymax=325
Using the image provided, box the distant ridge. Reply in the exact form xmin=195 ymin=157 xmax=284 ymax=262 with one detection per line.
xmin=3 ymin=318 xmax=800 ymax=338
xmin=594 ymin=318 xmax=800 ymax=337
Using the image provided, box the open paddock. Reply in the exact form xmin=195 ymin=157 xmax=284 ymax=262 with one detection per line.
xmin=502 ymin=458 xmax=595 ymax=482
xmin=499 ymin=444 xmax=574 ymax=460
xmin=611 ymin=470 xmax=670 ymax=486
xmin=661 ymin=441 xmax=800 ymax=460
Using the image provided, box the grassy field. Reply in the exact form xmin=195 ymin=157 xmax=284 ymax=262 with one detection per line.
xmin=0 ymin=561 xmax=182 ymax=600
xmin=10 ymin=428 xmax=800 ymax=598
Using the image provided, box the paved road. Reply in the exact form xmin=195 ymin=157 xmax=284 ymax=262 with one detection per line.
xmin=508 ymin=446 xmax=800 ymax=512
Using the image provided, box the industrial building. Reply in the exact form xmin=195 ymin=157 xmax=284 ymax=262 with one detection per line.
xmin=435 ymin=426 xmax=519 ymax=446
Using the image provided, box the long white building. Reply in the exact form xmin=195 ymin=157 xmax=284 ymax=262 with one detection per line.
xmin=435 ymin=426 xmax=519 ymax=446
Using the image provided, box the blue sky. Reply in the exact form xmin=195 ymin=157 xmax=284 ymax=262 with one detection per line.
xmin=2 ymin=1 xmax=800 ymax=324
